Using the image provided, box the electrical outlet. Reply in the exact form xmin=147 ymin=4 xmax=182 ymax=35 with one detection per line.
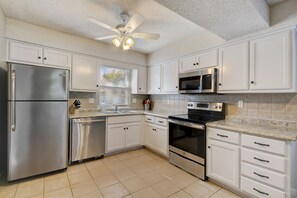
xmin=89 ymin=98 xmax=95 ymax=103
xmin=132 ymin=98 xmax=137 ymax=103
xmin=238 ymin=100 xmax=244 ymax=108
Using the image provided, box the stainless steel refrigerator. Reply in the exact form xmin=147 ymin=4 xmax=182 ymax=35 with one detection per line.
xmin=7 ymin=63 xmax=69 ymax=181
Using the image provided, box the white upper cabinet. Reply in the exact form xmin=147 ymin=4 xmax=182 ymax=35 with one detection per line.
xmin=131 ymin=66 xmax=147 ymax=94
xmin=148 ymin=65 xmax=161 ymax=93
xmin=71 ymin=54 xmax=99 ymax=92
xmin=219 ymin=42 xmax=249 ymax=92
xmin=250 ymin=31 xmax=291 ymax=91
xmin=43 ymin=48 xmax=71 ymax=68
xmin=8 ymin=40 xmax=71 ymax=68
xmin=180 ymin=49 xmax=218 ymax=73
xmin=161 ymin=60 xmax=179 ymax=93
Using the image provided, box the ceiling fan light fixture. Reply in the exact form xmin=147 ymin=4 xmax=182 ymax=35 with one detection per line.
xmin=112 ymin=37 xmax=122 ymax=47
xmin=123 ymin=36 xmax=135 ymax=47
xmin=122 ymin=44 xmax=131 ymax=50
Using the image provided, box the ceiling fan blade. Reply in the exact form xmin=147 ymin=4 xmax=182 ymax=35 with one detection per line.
xmin=95 ymin=35 xmax=118 ymax=40
xmin=125 ymin=13 xmax=145 ymax=32
xmin=132 ymin=32 xmax=160 ymax=40
xmin=87 ymin=17 xmax=119 ymax=34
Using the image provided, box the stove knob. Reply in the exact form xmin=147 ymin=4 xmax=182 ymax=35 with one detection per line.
xmin=191 ymin=104 xmax=193 ymax=107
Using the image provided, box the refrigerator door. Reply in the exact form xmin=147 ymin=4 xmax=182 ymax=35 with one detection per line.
xmin=8 ymin=63 xmax=69 ymax=101
xmin=8 ymin=101 xmax=68 ymax=181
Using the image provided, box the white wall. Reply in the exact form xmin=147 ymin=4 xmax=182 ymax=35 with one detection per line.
xmin=147 ymin=31 xmax=225 ymax=65
xmin=5 ymin=18 xmax=147 ymax=66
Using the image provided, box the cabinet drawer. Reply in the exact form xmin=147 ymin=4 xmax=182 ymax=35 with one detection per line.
xmin=242 ymin=162 xmax=285 ymax=190
xmin=242 ymin=134 xmax=286 ymax=156
xmin=145 ymin=115 xmax=155 ymax=123
xmin=241 ymin=176 xmax=285 ymax=198
xmin=208 ymin=127 xmax=240 ymax=145
xmin=242 ymin=148 xmax=286 ymax=173
xmin=155 ymin=117 xmax=168 ymax=126
xmin=107 ymin=115 xmax=141 ymax=124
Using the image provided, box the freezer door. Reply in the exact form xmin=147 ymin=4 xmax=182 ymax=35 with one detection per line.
xmin=7 ymin=101 xmax=68 ymax=181
xmin=8 ymin=63 xmax=69 ymax=101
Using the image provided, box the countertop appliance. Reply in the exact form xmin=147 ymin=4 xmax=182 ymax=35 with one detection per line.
xmin=7 ymin=63 xmax=69 ymax=181
xmin=168 ymin=102 xmax=225 ymax=180
xmin=70 ymin=117 xmax=105 ymax=163
xmin=179 ymin=68 xmax=217 ymax=94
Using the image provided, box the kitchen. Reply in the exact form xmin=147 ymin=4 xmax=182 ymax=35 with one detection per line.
xmin=1 ymin=0 xmax=297 ymax=198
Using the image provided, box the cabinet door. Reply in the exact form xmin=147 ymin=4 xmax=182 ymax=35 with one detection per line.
xmin=71 ymin=54 xmax=98 ymax=91
xmin=9 ymin=41 xmax=43 ymax=64
xmin=198 ymin=50 xmax=218 ymax=69
xmin=144 ymin=123 xmax=155 ymax=148
xmin=126 ymin=122 xmax=141 ymax=148
xmin=207 ymin=139 xmax=240 ymax=188
xmin=219 ymin=42 xmax=249 ymax=91
xmin=161 ymin=60 xmax=179 ymax=93
xmin=43 ymin=48 xmax=71 ymax=68
xmin=106 ymin=124 xmax=126 ymax=153
xmin=156 ymin=126 xmax=169 ymax=157
xmin=180 ymin=55 xmax=197 ymax=73
xmin=148 ymin=65 xmax=161 ymax=93
xmin=250 ymin=31 xmax=291 ymax=90
xmin=138 ymin=67 xmax=147 ymax=93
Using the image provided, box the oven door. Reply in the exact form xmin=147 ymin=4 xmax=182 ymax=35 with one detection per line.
xmin=168 ymin=119 xmax=206 ymax=165
xmin=178 ymin=74 xmax=201 ymax=93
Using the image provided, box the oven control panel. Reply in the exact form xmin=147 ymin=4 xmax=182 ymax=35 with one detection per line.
xmin=187 ymin=102 xmax=223 ymax=112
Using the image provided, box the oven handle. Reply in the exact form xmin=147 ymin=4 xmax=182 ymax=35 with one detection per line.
xmin=168 ymin=119 xmax=205 ymax=130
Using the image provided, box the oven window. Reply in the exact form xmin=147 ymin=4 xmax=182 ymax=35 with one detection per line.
xmin=201 ymin=74 xmax=212 ymax=90
xmin=169 ymin=122 xmax=206 ymax=159
xmin=179 ymin=76 xmax=201 ymax=90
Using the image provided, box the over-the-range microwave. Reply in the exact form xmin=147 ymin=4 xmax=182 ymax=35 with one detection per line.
xmin=178 ymin=67 xmax=218 ymax=94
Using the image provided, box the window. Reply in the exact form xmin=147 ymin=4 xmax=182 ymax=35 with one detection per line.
xmin=99 ymin=66 xmax=131 ymax=106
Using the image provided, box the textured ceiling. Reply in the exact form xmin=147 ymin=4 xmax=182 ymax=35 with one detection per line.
xmin=154 ymin=0 xmax=270 ymax=40
xmin=266 ymin=0 xmax=287 ymax=6
xmin=0 ymin=0 xmax=219 ymax=54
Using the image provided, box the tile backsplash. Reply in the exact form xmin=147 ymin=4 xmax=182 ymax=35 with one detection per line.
xmin=68 ymin=92 xmax=148 ymax=110
xmin=149 ymin=93 xmax=297 ymax=122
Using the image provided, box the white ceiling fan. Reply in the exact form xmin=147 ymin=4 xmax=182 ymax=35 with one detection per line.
xmin=87 ymin=13 xmax=160 ymax=50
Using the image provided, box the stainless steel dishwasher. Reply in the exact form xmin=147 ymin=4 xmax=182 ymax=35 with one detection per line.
xmin=70 ymin=117 xmax=106 ymax=163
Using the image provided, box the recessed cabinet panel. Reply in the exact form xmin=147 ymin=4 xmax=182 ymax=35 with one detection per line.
xmin=71 ymin=55 xmax=98 ymax=92
xmin=219 ymin=42 xmax=249 ymax=91
xmin=161 ymin=60 xmax=179 ymax=93
xmin=180 ymin=55 xmax=197 ymax=73
xmin=9 ymin=41 xmax=43 ymax=64
xmin=106 ymin=124 xmax=126 ymax=153
xmin=250 ymin=31 xmax=291 ymax=90
xmin=125 ymin=122 xmax=142 ymax=148
xmin=148 ymin=65 xmax=161 ymax=93
xmin=43 ymin=48 xmax=71 ymax=68
xmin=198 ymin=50 xmax=218 ymax=69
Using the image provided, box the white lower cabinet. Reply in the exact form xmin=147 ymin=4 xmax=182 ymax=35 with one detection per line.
xmin=106 ymin=116 xmax=142 ymax=153
xmin=207 ymin=129 xmax=240 ymax=188
xmin=144 ymin=115 xmax=168 ymax=157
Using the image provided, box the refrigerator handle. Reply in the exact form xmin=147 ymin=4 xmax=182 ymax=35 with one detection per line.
xmin=11 ymin=70 xmax=16 ymax=132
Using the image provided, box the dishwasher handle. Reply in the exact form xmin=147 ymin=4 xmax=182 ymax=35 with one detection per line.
xmin=73 ymin=119 xmax=106 ymax=124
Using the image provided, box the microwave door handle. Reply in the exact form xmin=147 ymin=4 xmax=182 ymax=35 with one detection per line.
xmin=11 ymin=70 xmax=16 ymax=132
xmin=199 ymin=75 xmax=203 ymax=92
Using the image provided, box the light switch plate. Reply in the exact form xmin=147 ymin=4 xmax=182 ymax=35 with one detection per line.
xmin=238 ymin=100 xmax=244 ymax=108
xmin=132 ymin=98 xmax=137 ymax=103
xmin=89 ymin=98 xmax=95 ymax=103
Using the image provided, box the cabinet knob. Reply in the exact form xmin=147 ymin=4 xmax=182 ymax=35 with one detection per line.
xmin=96 ymin=85 xmax=99 ymax=87
xmin=158 ymin=87 xmax=160 ymax=89
xmin=208 ymin=146 xmax=211 ymax=149
xmin=38 ymin=56 xmax=41 ymax=59
xmin=193 ymin=63 xmax=196 ymax=66
xmin=196 ymin=63 xmax=199 ymax=65
xmin=218 ymin=83 xmax=222 ymax=86
xmin=176 ymin=86 xmax=178 ymax=88
xmin=251 ymin=81 xmax=255 ymax=84
xmin=139 ymin=88 xmax=141 ymax=90
xmin=44 ymin=57 xmax=47 ymax=60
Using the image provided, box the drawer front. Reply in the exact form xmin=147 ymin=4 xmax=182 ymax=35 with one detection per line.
xmin=241 ymin=176 xmax=285 ymax=198
xmin=107 ymin=115 xmax=141 ymax=124
xmin=242 ymin=134 xmax=286 ymax=156
xmin=145 ymin=115 xmax=155 ymax=123
xmin=242 ymin=148 xmax=286 ymax=173
xmin=208 ymin=127 xmax=240 ymax=145
xmin=242 ymin=162 xmax=285 ymax=190
xmin=155 ymin=117 xmax=168 ymax=126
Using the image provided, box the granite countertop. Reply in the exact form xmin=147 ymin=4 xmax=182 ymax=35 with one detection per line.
xmin=69 ymin=109 xmax=185 ymax=119
xmin=207 ymin=117 xmax=297 ymax=141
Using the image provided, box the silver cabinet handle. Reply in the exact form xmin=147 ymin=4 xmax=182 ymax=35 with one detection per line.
xmin=168 ymin=119 xmax=204 ymax=130
xmin=11 ymin=70 xmax=16 ymax=132
xmin=74 ymin=119 xmax=106 ymax=124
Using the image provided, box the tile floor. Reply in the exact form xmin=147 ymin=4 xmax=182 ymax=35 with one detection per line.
xmin=0 ymin=149 xmax=242 ymax=198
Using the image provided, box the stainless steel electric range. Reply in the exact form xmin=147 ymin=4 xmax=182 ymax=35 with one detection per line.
xmin=168 ymin=102 xmax=225 ymax=180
